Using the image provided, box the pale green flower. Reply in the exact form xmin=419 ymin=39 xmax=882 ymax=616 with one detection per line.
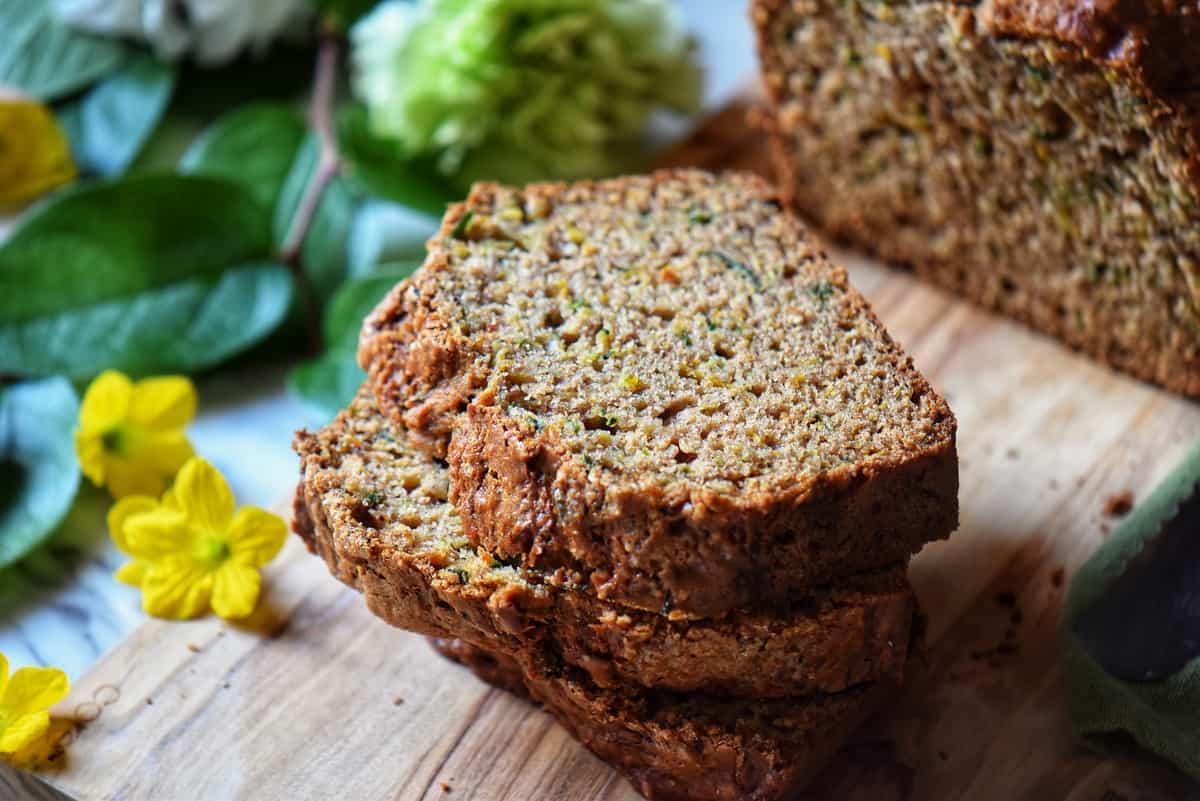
xmin=352 ymin=0 xmax=703 ymax=186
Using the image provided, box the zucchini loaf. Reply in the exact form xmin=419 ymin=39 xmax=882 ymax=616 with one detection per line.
xmin=293 ymin=389 xmax=917 ymax=698
xmin=359 ymin=169 xmax=958 ymax=617
xmin=754 ymin=0 xmax=1200 ymax=394
xmin=429 ymin=637 xmax=890 ymax=801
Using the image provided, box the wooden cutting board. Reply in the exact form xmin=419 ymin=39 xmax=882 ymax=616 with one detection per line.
xmin=8 ymin=103 xmax=1200 ymax=801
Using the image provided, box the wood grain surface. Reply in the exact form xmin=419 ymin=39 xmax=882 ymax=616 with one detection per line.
xmin=8 ymin=103 xmax=1200 ymax=801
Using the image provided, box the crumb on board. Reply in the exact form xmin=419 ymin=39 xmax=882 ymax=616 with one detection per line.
xmin=1103 ymin=490 xmax=1134 ymax=517
xmin=187 ymin=644 xmax=200 ymax=653
xmin=1050 ymin=567 xmax=1065 ymax=587
xmin=393 ymin=696 xmax=405 ymax=706
xmin=1005 ymin=447 xmax=1019 ymax=459
xmin=440 ymin=782 xmax=452 ymax=793
xmin=146 ymin=698 xmax=153 ymax=705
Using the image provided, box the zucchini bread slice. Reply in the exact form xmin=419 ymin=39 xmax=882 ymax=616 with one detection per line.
xmin=430 ymin=637 xmax=890 ymax=801
xmin=754 ymin=0 xmax=1200 ymax=395
xmin=359 ymin=169 xmax=957 ymax=617
xmin=293 ymin=389 xmax=917 ymax=698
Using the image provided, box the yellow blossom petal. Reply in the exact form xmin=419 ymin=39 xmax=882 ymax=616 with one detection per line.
xmin=0 ymin=99 xmax=76 ymax=212
xmin=75 ymin=371 xmax=196 ymax=499
xmin=129 ymin=376 xmax=197 ymax=431
xmin=227 ymin=507 xmax=287 ymax=567
xmin=78 ymin=370 xmax=133 ymax=433
xmin=122 ymin=507 xmax=193 ymax=560
xmin=211 ymin=562 xmax=261 ymax=620
xmin=105 ymin=456 xmax=171 ymax=499
xmin=107 ymin=495 xmax=159 ymax=557
xmin=2 ymin=666 xmax=69 ymax=718
xmin=74 ymin=429 xmax=107 ymax=488
xmin=0 ymin=657 xmax=71 ymax=755
xmin=114 ymin=560 xmax=150 ymax=587
xmin=129 ymin=430 xmax=194 ymax=483
xmin=172 ymin=458 xmax=234 ymax=533
xmin=0 ymin=711 xmax=49 ymax=754
xmin=140 ymin=555 xmax=213 ymax=619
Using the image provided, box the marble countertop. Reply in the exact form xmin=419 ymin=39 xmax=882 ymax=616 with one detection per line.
xmin=0 ymin=2 xmax=757 ymax=680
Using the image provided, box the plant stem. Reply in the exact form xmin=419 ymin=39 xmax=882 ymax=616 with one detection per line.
xmin=281 ymin=25 xmax=343 ymax=353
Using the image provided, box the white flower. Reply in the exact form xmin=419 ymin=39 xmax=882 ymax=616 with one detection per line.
xmin=52 ymin=0 xmax=312 ymax=66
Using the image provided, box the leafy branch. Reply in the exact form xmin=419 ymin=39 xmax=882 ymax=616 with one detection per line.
xmin=281 ymin=25 xmax=345 ymax=352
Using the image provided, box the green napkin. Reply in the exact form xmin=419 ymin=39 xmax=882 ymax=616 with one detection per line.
xmin=1061 ymin=441 xmax=1200 ymax=780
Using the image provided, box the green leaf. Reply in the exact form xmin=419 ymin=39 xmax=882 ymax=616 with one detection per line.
xmin=323 ymin=268 xmax=414 ymax=350
xmin=0 ymin=376 xmax=81 ymax=568
xmin=132 ymin=46 xmax=315 ymax=172
xmin=348 ymin=201 xmax=437 ymax=276
xmin=180 ymin=102 xmax=306 ymax=211
xmin=336 ymin=105 xmax=457 ymax=217
xmin=58 ymin=54 xmax=177 ymax=177
xmin=287 ymin=352 xmax=366 ymax=419
xmin=0 ymin=174 xmax=290 ymax=379
xmin=0 ymin=0 xmax=129 ymax=101
xmin=288 ymin=268 xmax=413 ymax=417
xmin=0 ymin=264 xmax=293 ymax=380
xmin=274 ymin=133 xmax=359 ymax=298
xmin=0 ymin=174 xmax=271 ymax=324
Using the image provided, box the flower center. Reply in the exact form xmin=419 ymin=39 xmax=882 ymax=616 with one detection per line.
xmin=101 ymin=426 xmax=127 ymax=455
xmin=195 ymin=535 xmax=231 ymax=566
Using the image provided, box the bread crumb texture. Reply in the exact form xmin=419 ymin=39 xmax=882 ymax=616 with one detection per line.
xmin=368 ymin=169 xmax=952 ymax=499
xmin=754 ymin=0 xmax=1200 ymax=394
xmin=293 ymin=390 xmax=918 ymax=698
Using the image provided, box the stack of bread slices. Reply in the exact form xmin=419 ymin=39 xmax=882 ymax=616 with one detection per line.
xmin=293 ymin=169 xmax=958 ymax=801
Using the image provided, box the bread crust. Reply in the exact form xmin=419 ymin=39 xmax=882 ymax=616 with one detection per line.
xmin=292 ymin=393 xmax=918 ymax=698
xmin=429 ymin=637 xmax=888 ymax=801
xmin=360 ymin=169 xmax=958 ymax=617
xmin=756 ymin=0 xmax=1200 ymax=179
xmin=987 ymin=0 xmax=1200 ymax=184
xmin=753 ymin=0 xmax=1200 ymax=396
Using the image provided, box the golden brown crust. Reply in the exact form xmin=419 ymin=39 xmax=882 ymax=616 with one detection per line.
xmin=449 ymin=400 xmax=955 ymax=616
xmin=429 ymin=637 xmax=889 ymax=801
xmin=985 ymin=0 xmax=1200 ymax=183
xmin=292 ymin=392 xmax=919 ymax=698
xmin=360 ymin=169 xmax=959 ymax=616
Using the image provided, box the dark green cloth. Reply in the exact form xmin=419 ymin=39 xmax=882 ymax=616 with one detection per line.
xmin=1061 ymin=441 xmax=1200 ymax=781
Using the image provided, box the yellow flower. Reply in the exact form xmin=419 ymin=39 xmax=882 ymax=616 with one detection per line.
xmin=75 ymin=370 xmax=197 ymax=499
xmin=0 ymin=98 xmax=77 ymax=211
xmin=0 ymin=653 xmax=69 ymax=755
xmin=108 ymin=457 xmax=287 ymax=620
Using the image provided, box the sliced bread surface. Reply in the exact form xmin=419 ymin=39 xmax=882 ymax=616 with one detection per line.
xmin=430 ymin=636 xmax=888 ymax=801
xmin=293 ymin=388 xmax=917 ymax=698
xmin=754 ymin=0 xmax=1200 ymax=395
xmin=360 ymin=168 xmax=957 ymax=616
